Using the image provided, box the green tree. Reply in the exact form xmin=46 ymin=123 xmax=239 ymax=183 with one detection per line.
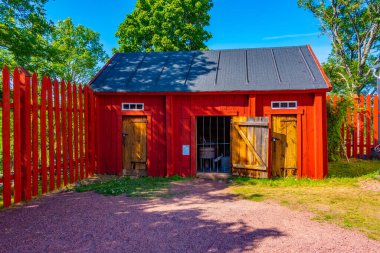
xmin=0 ymin=0 xmax=54 ymax=70
xmin=49 ymin=18 xmax=108 ymax=84
xmin=115 ymin=0 xmax=213 ymax=52
xmin=298 ymin=0 xmax=380 ymax=94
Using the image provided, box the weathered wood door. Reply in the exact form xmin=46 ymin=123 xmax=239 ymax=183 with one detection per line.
xmin=271 ymin=115 xmax=297 ymax=177
xmin=122 ymin=116 xmax=147 ymax=176
xmin=231 ymin=116 xmax=269 ymax=178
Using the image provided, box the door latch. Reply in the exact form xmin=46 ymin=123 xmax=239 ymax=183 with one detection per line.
xmin=272 ymin=137 xmax=279 ymax=142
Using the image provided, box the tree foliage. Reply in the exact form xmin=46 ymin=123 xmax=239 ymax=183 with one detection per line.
xmin=49 ymin=18 xmax=108 ymax=84
xmin=0 ymin=0 xmax=108 ymax=84
xmin=0 ymin=0 xmax=53 ymax=69
xmin=326 ymin=96 xmax=352 ymax=161
xmin=115 ymin=0 xmax=213 ymax=52
xmin=298 ymin=0 xmax=380 ymax=94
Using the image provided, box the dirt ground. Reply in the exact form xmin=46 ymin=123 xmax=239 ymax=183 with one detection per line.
xmin=0 ymin=179 xmax=379 ymax=253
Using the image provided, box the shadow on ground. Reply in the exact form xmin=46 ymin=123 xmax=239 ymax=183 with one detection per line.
xmin=0 ymin=180 xmax=284 ymax=253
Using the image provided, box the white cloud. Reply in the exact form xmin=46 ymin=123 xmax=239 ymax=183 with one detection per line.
xmin=263 ymin=32 xmax=320 ymax=40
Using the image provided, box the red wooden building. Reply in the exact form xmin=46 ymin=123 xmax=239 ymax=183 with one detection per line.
xmin=90 ymin=45 xmax=331 ymax=179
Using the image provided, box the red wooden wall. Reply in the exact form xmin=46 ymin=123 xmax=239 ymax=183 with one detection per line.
xmin=94 ymin=91 xmax=328 ymax=179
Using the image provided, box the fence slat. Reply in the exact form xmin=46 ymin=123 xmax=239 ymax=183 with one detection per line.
xmin=79 ymin=85 xmax=84 ymax=179
xmin=13 ymin=68 xmax=22 ymax=203
xmin=84 ymin=86 xmax=89 ymax=177
xmin=73 ymin=85 xmax=79 ymax=181
xmin=20 ymin=70 xmax=32 ymax=201
xmin=2 ymin=67 xmax=12 ymax=207
xmin=68 ymin=83 xmax=73 ymax=183
xmin=61 ymin=80 xmax=68 ymax=186
xmin=90 ymin=89 xmax=96 ymax=175
xmin=32 ymin=74 xmax=39 ymax=196
xmin=41 ymin=77 xmax=48 ymax=193
xmin=366 ymin=95 xmax=371 ymax=158
xmin=54 ymin=79 xmax=61 ymax=187
xmin=359 ymin=95 xmax=364 ymax=158
xmin=47 ymin=78 xmax=55 ymax=191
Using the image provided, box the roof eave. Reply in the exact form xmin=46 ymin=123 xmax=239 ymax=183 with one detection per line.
xmin=307 ymin=44 xmax=332 ymax=91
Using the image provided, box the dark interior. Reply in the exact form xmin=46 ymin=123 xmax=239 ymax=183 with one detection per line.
xmin=196 ymin=116 xmax=231 ymax=173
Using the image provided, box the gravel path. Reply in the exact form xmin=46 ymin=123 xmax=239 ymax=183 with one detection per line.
xmin=0 ymin=179 xmax=379 ymax=253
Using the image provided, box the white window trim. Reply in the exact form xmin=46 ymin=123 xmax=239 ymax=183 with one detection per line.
xmin=121 ymin=103 xmax=144 ymax=111
xmin=271 ymin=101 xmax=297 ymax=109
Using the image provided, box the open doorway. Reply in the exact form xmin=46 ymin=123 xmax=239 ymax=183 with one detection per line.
xmin=196 ymin=116 xmax=231 ymax=173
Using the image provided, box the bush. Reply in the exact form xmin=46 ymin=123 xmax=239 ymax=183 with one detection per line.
xmin=326 ymin=95 xmax=352 ymax=161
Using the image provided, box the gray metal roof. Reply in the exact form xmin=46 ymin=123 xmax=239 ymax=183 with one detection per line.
xmin=90 ymin=45 xmax=330 ymax=92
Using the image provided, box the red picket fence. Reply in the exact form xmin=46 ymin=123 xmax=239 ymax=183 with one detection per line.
xmin=327 ymin=94 xmax=379 ymax=159
xmin=0 ymin=66 xmax=96 ymax=208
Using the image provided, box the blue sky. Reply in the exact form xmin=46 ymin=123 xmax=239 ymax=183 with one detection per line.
xmin=45 ymin=0 xmax=332 ymax=62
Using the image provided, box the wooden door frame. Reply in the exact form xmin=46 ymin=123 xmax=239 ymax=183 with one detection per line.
xmin=117 ymin=111 xmax=152 ymax=176
xmin=264 ymin=108 xmax=304 ymax=178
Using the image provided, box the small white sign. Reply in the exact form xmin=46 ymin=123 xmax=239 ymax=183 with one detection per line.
xmin=182 ymin=145 xmax=190 ymax=156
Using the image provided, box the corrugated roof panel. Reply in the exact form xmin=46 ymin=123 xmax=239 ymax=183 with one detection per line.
xmin=129 ymin=52 xmax=170 ymax=87
xmin=186 ymin=51 xmax=219 ymax=91
xmin=90 ymin=45 xmax=330 ymax=92
xmin=300 ymin=46 xmax=326 ymax=88
xmin=157 ymin=51 xmax=194 ymax=89
xmin=217 ymin=50 xmax=247 ymax=90
xmin=92 ymin=53 xmax=145 ymax=92
xmin=247 ymin=48 xmax=280 ymax=88
xmin=272 ymin=47 xmax=311 ymax=89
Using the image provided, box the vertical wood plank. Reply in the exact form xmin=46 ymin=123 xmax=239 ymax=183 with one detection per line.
xmin=374 ymin=95 xmax=379 ymax=146
xmin=13 ymin=68 xmax=22 ymax=203
xmin=20 ymin=70 xmax=32 ymax=201
xmin=366 ymin=95 xmax=371 ymax=158
xmin=353 ymin=96 xmax=358 ymax=158
xmin=73 ymin=85 xmax=79 ymax=181
xmin=40 ymin=77 xmax=48 ymax=194
xmin=67 ymin=83 xmax=73 ymax=183
xmin=84 ymin=86 xmax=89 ymax=177
xmin=47 ymin=78 xmax=55 ymax=191
xmin=61 ymin=80 xmax=68 ymax=186
xmin=79 ymin=85 xmax=84 ymax=179
xmin=359 ymin=94 xmax=364 ymax=158
xmin=2 ymin=66 xmax=12 ymax=207
xmin=32 ymin=73 xmax=39 ymax=196
xmin=90 ymin=90 xmax=96 ymax=175
xmin=54 ymin=79 xmax=61 ymax=187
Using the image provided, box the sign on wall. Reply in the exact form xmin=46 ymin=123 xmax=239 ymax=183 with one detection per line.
xmin=182 ymin=145 xmax=190 ymax=156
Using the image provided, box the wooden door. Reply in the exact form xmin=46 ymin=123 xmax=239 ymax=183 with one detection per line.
xmin=271 ymin=115 xmax=297 ymax=177
xmin=122 ymin=116 xmax=147 ymax=176
xmin=231 ymin=116 xmax=269 ymax=178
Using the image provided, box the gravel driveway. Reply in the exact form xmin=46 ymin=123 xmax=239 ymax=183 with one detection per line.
xmin=0 ymin=179 xmax=379 ymax=253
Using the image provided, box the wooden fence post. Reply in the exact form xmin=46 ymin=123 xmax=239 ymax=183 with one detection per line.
xmin=19 ymin=69 xmax=32 ymax=201
xmin=54 ymin=79 xmax=61 ymax=188
xmin=13 ymin=68 xmax=22 ymax=203
xmin=32 ymin=73 xmax=39 ymax=196
xmin=41 ymin=77 xmax=48 ymax=194
xmin=2 ymin=66 xmax=12 ymax=207
xmin=61 ymin=80 xmax=68 ymax=186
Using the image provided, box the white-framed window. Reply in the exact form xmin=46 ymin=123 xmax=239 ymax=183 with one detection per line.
xmin=121 ymin=103 xmax=144 ymax=111
xmin=271 ymin=101 xmax=297 ymax=109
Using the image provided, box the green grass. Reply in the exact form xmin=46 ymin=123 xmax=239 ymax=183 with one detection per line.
xmin=230 ymin=159 xmax=380 ymax=240
xmin=75 ymin=175 xmax=186 ymax=198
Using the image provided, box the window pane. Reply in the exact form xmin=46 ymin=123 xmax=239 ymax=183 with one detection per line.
xmin=272 ymin=102 xmax=279 ymax=108
xmin=280 ymin=102 xmax=288 ymax=108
